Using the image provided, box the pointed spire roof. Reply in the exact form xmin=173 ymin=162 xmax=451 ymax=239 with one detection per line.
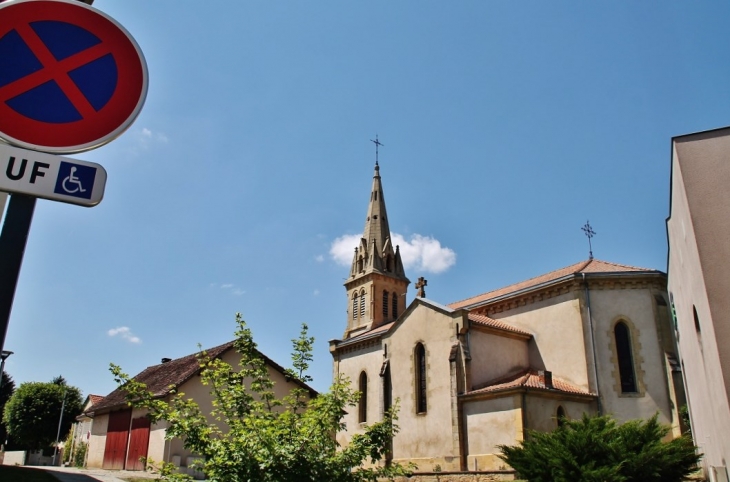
xmin=362 ymin=161 xmax=391 ymax=253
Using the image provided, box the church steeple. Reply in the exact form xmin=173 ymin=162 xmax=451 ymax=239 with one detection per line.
xmin=343 ymin=158 xmax=409 ymax=339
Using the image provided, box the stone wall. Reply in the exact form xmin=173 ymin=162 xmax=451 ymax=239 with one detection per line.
xmin=387 ymin=471 xmax=516 ymax=481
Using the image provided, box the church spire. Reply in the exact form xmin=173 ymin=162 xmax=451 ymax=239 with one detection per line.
xmin=362 ymin=161 xmax=392 ymax=258
xmin=342 ymin=148 xmax=410 ymax=339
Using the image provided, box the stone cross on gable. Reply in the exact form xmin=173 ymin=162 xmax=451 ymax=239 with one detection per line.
xmin=415 ymin=277 xmax=427 ymax=298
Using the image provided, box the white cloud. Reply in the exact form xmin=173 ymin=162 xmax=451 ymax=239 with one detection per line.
xmin=108 ymin=326 xmax=141 ymax=344
xmin=213 ymin=283 xmax=245 ymax=296
xmin=315 ymin=255 xmax=324 ymax=262
xmin=330 ymin=234 xmax=362 ymax=266
xmin=329 ymin=232 xmax=456 ymax=274
xmin=133 ymin=127 xmax=169 ymax=151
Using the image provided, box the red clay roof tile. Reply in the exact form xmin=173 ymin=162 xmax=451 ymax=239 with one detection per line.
xmin=468 ymin=313 xmax=532 ymax=337
xmin=467 ymin=369 xmax=593 ymax=397
xmin=449 ymin=259 xmax=659 ymax=310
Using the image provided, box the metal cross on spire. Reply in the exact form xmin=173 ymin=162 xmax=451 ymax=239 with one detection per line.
xmin=415 ymin=277 xmax=427 ymax=298
xmin=582 ymin=220 xmax=596 ymax=260
xmin=370 ymin=135 xmax=383 ymax=165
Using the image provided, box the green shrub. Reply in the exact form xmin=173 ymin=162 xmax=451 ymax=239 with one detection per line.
xmin=73 ymin=441 xmax=87 ymax=468
xmin=498 ymin=413 xmax=700 ymax=482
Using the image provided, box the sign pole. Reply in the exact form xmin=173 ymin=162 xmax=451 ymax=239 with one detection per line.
xmin=0 ymin=193 xmax=36 ymax=352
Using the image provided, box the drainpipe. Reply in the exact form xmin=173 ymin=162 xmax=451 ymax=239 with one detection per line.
xmin=582 ymin=273 xmax=603 ymax=415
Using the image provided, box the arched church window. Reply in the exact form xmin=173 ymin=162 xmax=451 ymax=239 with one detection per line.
xmin=415 ymin=343 xmax=427 ymax=413
xmin=386 ymin=255 xmax=392 ymax=272
xmin=614 ymin=321 xmax=637 ymax=393
xmin=557 ymin=406 xmax=566 ymax=427
xmin=382 ymin=291 xmax=389 ymax=317
xmin=360 ymin=291 xmax=366 ymax=318
xmin=359 ymin=371 xmax=368 ymax=423
xmin=383 ymin=364 xmax=392 ymax=415
xmin=693 ymin=305 xmax=701 ymax=334
xmin=392 ymin=293 xmax=398 ymax=319
xmin=352 ymin=294 xmax=358 ymax=320
xmin=357 ymin=256 xmax=363 ymax=272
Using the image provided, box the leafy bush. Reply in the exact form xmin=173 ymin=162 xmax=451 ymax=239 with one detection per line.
xmin=499 ymin=413 xmax=700 ymax=482
xmin=73 ymin=442 xmax=87 ymax=468
xmin=111 ymin=314 xmax=412 ymax=482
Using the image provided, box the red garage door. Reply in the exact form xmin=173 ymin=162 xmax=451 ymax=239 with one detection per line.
xmin=102 ymin=409 xmax=132 ymax=470
xmin=125 ymin=416 xmax=151 ymax=471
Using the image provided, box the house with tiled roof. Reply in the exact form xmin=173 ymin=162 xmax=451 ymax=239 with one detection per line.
xmin=83 ymin=342 xmax=316 ymax=476
xmin=329 ymin=162 xmax=686 ymax=473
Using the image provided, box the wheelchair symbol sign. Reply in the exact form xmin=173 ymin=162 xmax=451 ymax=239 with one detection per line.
xmin=0 ymin=143 xmax=106 ymax=207
xmin=54 ymin=162 xmax=96 ymax=199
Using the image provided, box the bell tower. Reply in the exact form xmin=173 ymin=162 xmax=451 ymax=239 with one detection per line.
xmin=343 ymin=155 xmax=409 ymax=339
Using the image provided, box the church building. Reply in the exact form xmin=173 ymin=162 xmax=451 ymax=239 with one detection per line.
xmin=330 ymin=162 xmax=686 ymax=472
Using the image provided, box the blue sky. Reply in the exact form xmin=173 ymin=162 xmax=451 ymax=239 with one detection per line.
xmin=2 ymin=0 xmax=729 ymax=397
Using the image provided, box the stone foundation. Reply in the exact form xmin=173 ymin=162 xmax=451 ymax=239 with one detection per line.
xmin=387 ymin=471 xmax=516 ymax=481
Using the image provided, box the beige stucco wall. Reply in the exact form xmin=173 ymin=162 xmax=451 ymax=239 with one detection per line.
xmin=463 ymin=395 xmax=522 ymax=471
xmin=491 ymin=294 xmax=589 ymax=391
xmin=588 ymin=287 xmax=673 ymax=426
xmin=86 ymin=412 xmax=108 ymax=468
xmin=384 ymin=303 xmax=462 ymax=469
xmin=524 ymin=396 xmax=595 ymax=433
xmin=668 ymin=128 xmax=730 ymax=475
xmin=333 ymin=341 xmax=385 ymax=448
xmin=468 ymin=331 xmax=528 ymax=389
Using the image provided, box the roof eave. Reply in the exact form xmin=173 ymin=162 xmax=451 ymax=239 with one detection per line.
xmin=458 ymin=271 xmax=665 ymax=311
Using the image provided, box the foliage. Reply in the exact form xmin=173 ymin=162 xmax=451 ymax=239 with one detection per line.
xmin=143 ymin=457 xmax=193 ymax=481
xmin=111 ymin=313 xmax=412 ymax=482
xmin=0 ymin=371 xmax=15 ymax=447
xmin=73 ymin=441 xmax=88 ymax=468
xmin=498 ymin=413 xmax=701 ymax=482
xmin=63 ymin=429 xmax=74 ymax=464
xmin=2 ymin=378 xmax=83 ymax=450
xmin=679 ymin=404 xmax=692 ymax=436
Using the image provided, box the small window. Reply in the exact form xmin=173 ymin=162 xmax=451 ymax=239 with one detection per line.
xmin=693 ymin=305 xmax=701 ymax=333
xmin=415 ymin=343 xmax=427 ymax=413
xmin=352 ymin=294 xmax=358 ymax=320
xmin=615 ymin=322 xmax=637 ymax=393
xmin=392 ymin=292 xmax=398 ymax=319
xmin=360 ymin=291 xmax=366 ymax=318
xmin=359 ymin=371 xmax=368 ymax=423
xmin=382 ymin=364 xmax=392 ymax=415
xmin=557 ymin=406 xmax=566 ymax=427
xmin=382 ymin=290 xmax=389 ymax=317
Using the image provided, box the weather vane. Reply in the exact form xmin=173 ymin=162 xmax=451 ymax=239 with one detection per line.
xmin=582 ymin=220 xmax=596 ymax=260
xmin=370 ymin=135 xmax=383 ymax=165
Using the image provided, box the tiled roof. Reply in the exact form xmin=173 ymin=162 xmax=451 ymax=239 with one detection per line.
xmin=450 ymin=259 xmax=660 ymax=310
xmin=88 ymin=394 xmax=105 ymax=407
xmin=468 ymin=313 xmax=532 ymax=337
xmin=90 ymin=341 xmax=316 ymax=414
xmin=467 ymin=369 xmax=593 ymax=397
xmin=91 ymin=341 xmax=235 ymax=413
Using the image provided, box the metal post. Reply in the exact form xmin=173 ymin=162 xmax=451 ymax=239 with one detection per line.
xmin=0 ymin=194 xmax=36 ymax=353
xmin=0 ymin=350 xmax=12 ymax=392
xmin=52 ymin=388 xmax=67 ymax=466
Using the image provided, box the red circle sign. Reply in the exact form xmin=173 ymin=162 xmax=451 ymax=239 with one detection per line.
xmin=0 ymin=0 xmax=148 ymax=154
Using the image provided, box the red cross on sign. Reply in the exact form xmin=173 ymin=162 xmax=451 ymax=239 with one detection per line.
xmin=0 ymin=0 xmax=148 ymax=154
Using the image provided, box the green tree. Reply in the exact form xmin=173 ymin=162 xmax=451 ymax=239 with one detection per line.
xmin=2 ymin=378 xmax=83 ymax=450
xmin=111 ymin=313 xmax=412 ymax=482
xmin=0 ymin=371 xmax=15 ymax=446
xmin=499 ymin=413 xmax=701 ymax=482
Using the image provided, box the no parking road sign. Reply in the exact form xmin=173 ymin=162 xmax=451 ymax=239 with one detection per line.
xmin=0 ymin=143 xmax=106 ymax=206
xmin=0 ymin=0 xmax=148 ymax=154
